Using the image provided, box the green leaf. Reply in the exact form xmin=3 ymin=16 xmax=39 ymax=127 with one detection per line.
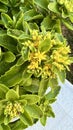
xmin=49 ymin=78 xmax=58 ymax=89
xmin=39 ymin=38 xmax=51 ymax=52
xmin=22 ymin=70 xmax=32 ymax=83
xmin=0 ymin=125 xmax=3 ymax=130
xmin=41 ymin=16 xmax=54 ymax=30
xmin=0 ymin=30 xmax=17 ymax=53
xmin=69 ymin=14 xmax=73 ymax=23
xmin=38 ymin=78 xmax=49 ymax=96
xmin=21 ymin=94 xmax=40 ymax=104
xmin=0 ymin=0 xmax=8 ymax=5
xmin=62 ymin=10 xmax=69 ymax=18
xmin=7 ymin=29 xmax=31 ymax=40
xmin=40 ymin=115 xmax=47 ymax=126
xmin=15 ymin=11 xmax=24 ymax=30
xmin=4 ymin=116 xmax=10 ymax=125
xmin=11 ymin=120 xmax=27 ymax=130
xmin=45 ymin=85 xmax=61 ymax=101
xmin=46 ymin=105 xmax=55 ymax=118
xmin=19 ymin=99 xmax=27 ymax=105
xmin=22 ymin=78 xmax=32 ymax=87
xmin=20 ymin=110 xmax=33 ymax=126
xmin=6 ymin=89 xmax=19 ymax=101
xmin=23 ymin=78 xmax=39 ymax=93
xmin=24 ymin=9 xmax=43 ymax=21
xmin=0 ymin=83 xmax=9 ymax=93
xmin=0 ymin=114 xmax=4 ymax=124
xmin=2 ymin=125 xmax=11 ymax=130
xmin=0 ymin=64 xmax=26 ymax=87
xmin=48 ymin=1 xmax=59 ymax=14
xmin=0 ymin=3 xmax=8 ymax=12
xmin=3 ymin=51 xmax=16 ymax=63
xmin=16 ymin=57 xmax=24 ymax=66
xmin=29 ymin=22 xmax=39 ymax=30
xmin=34 ymin=0 xmax=49 ymax=11
xmin=53 ymin=19 xmax=62 ymax=33
xmin=1 ymin=13 xmax=13 ymax=28
xmin=62 ymin=19 xmax=73 ymax=30
xmin=55 ymin=33 xmax=64 ymax=42
xmin=0 ymin=84 xmax=9 ymax=98
xmin=0 ymin=60 xmax=14 ymax=76
xmin=21 ymin=47 xmax=29 ymax=62
xmin=24 ymin=104 xmax=43 ymax=118
xmin=57 ymin=70 xmax=66 ymax=83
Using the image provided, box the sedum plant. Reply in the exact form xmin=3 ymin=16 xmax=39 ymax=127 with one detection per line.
xmin=0 ymin=0 xmax=73 ymax=130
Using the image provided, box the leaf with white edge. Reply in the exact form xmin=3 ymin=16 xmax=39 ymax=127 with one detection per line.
xmin=24 ymin=104 xmax=43 ymax=118
xmin=29 ymin=22 xmax=39 ymax=30
xmin=21 ymin=47 xmax=29 ymax=62
xmin=48 ymin=1 xmax=59 ymax=14
xmin=38 ymin=78 xmax=49 ymax=96
xmin=16 ymin=57 xmax=24 ymax=66
xmin=57 ymin=70 xmax=66 ymax=83
xmin=15 ymin=12 xmax=24 ymax=30
xmin=4 ymin=51 xmax=16 ymax=63
xmin=49 ymin=78 xmax=58 ymax=90
xmin=23 ymin=78 xmax=39 ymax=93
xmin=62 ymin=10 xmax=69 ymax=18
xmin=46 ymin=105 xmax=55 ymax=118
xmin=0 ymin=83 xmax=9 ymax=98
xmin=0 ymin=60 xmax=14 ymax=76
xmin=41 ymin=16 xmax=54 ymax=30
xmin=0 ymin=64 xmax=26 ymax=87
xmin=39 ymin=39 xmax=51 ymax=52
xmin=22 ymin=70 xmax=32 ymax=82
xmin=0 ymin=31 xmax=17 ymax=53
xmin=34 ymin=0 xmax=49 ymax=11
xmin=6 ymin=89 xmax=19 ymax=101
xmin=24 ymin=9 xmax=43 ymax=21
xmin=45 ymin=86 xmax=61 ymax=101
xmin=11 ymin=120 xmax=27 ymax=130
xmin=21 ymin=95 xmax=40 ymax=104
xmin=1 ymin=13 xmax=13 ymax=28
xmin=0 ymin=83 xmax=9 ymax=93
xmin=40 ymin=115 xmax=47 ymax=126
xmin=20 ymin=110 xmax=33 ymax=126
xmin=7 ymin=29 xmax=31 ymax=40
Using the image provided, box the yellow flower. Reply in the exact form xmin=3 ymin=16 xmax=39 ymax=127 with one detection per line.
xmin=28 ymin=61 xmax=39 ymax=70
xmin=34 ymin=51 xmax=46 ymax=63
xmin=44 ymin=32 xmax=51 ymax=40
xmin=4 ymin=102 xmax=24 ymax=119
xmin=32 ymin=30 xmax=42 ymax=41
xmin=28 ymin=51 xmax=46 ymax=70
xmin=53 ymin=62 xmax=64 ymax=71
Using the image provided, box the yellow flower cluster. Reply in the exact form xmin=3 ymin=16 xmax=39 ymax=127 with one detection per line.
xmin=42 ymin=64 xmax=56 ymax=78
xmin=23 ymin=30 xmax=71 ymax=78
xmin=51 ymin=45 xmax=71 ymax=71
xmin=57 ymin=0 xmax=73 ymax=12
xmin=4 ymin=102 xmax=24 ymax=119
xmin=28 ymin=51 xmax=46 ymax=70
